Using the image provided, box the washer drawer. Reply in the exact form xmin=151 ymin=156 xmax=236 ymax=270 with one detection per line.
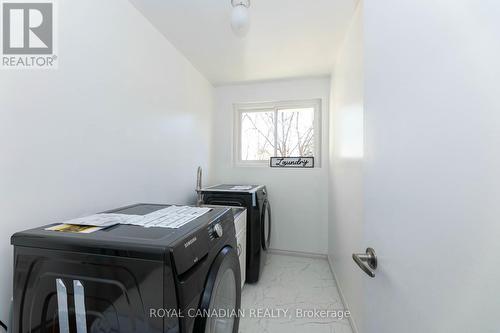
xmin=234 ymin=209 xmax=247 ymax=236
xmin=234 ymin=209 xmax=247 ymax=287
xmin=236 ymin=229 xmax=246 ymax=288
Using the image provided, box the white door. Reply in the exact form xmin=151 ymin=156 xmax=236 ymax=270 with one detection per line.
xmin=359 ymin=1 xmax=500 ymax=332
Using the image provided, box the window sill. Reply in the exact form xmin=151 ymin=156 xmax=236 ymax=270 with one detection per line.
xmin=233 ymin=161 xmax=270 ymax=168
xmin=233 ymin=161 xmax=323 ymax=169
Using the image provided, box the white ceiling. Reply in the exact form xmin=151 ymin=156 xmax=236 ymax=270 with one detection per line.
xmin=129 ymin=0 xmax=357 ymax=85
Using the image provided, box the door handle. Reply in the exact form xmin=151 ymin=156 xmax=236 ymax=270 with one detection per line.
xmin=352 ymin=248 xmax=377 ymax=278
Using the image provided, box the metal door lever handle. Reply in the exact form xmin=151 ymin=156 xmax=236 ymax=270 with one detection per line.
xmin=352 ymin=248 xmax=377 ymax=278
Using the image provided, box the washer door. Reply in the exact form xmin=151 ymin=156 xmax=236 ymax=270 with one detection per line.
xmin=195 ymin=246 xmax=241 ymax=333
xmin=261 ymin=199 xmax=272 ymax=251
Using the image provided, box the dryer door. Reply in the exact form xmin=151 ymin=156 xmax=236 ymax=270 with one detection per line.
xmin=12 ymin=247 xmax=167 ymax=333
xmin=194 ymin=246 xmax=241 ymax=333
xmin=261 ymin=199 xmax=272 ymax=251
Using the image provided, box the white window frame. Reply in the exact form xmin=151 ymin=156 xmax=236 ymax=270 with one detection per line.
xmin=233 ymin=99 xmax=322 ymax=167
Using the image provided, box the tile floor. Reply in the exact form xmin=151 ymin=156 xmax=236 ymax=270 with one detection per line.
xmin=239 ymin=253 xmax=354 ymax=333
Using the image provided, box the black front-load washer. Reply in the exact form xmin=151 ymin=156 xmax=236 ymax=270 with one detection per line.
xmin=200 ymin=185 xmax=271 ymax=284
xmin=11 ymin=203 xmax=241 ymax=333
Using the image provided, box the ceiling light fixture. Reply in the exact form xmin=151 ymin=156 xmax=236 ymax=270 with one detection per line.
xmin=231 ymin=0 xmax=250 ymax=37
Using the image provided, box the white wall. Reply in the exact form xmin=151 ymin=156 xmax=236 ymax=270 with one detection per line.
xmin=363 ymin=1 xmax=500 ymax=332
xmin=0 ymin=0 xmax=213 ymax=321
xmin=212 ymin=78 xmax=330 ymax=254
xmin=328 ymin=3 xmax=364 ymax=332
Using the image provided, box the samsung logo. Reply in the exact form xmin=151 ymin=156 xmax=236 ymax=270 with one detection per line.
xmin=184 ymin=237 xmax=197 ymax=248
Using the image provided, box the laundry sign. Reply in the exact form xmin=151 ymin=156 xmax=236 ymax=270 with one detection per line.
xmin=270 ymin=157 xmax=314 ymax=168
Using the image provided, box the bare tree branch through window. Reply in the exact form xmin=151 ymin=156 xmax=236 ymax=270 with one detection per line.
xmin=240 ymin=106 xmax=316 ymax=161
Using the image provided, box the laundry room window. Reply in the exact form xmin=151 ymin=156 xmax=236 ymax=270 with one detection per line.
xmin=234 ymin=99 xmax=321 ymax=167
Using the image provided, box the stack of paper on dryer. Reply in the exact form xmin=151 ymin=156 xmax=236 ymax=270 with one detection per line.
xmin=61 ymin=213 xmax=133 ymax=228
xmin=62 ymin=206 xmax=211 ymax=229
xmin=123 ymin=206 xmax=211 ymax=228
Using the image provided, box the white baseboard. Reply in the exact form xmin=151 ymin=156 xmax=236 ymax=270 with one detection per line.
xmin=268 ymin=248 xmax=327 ymax=260
xmin=327 ymin=255 xmax=359 ymax=333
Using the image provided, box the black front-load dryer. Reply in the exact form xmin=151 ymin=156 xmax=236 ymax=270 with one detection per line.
xmin=200 ymin=185 xmax=271 ymax=284
xmin=11 ymin=203 xmax=241 ymax=333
